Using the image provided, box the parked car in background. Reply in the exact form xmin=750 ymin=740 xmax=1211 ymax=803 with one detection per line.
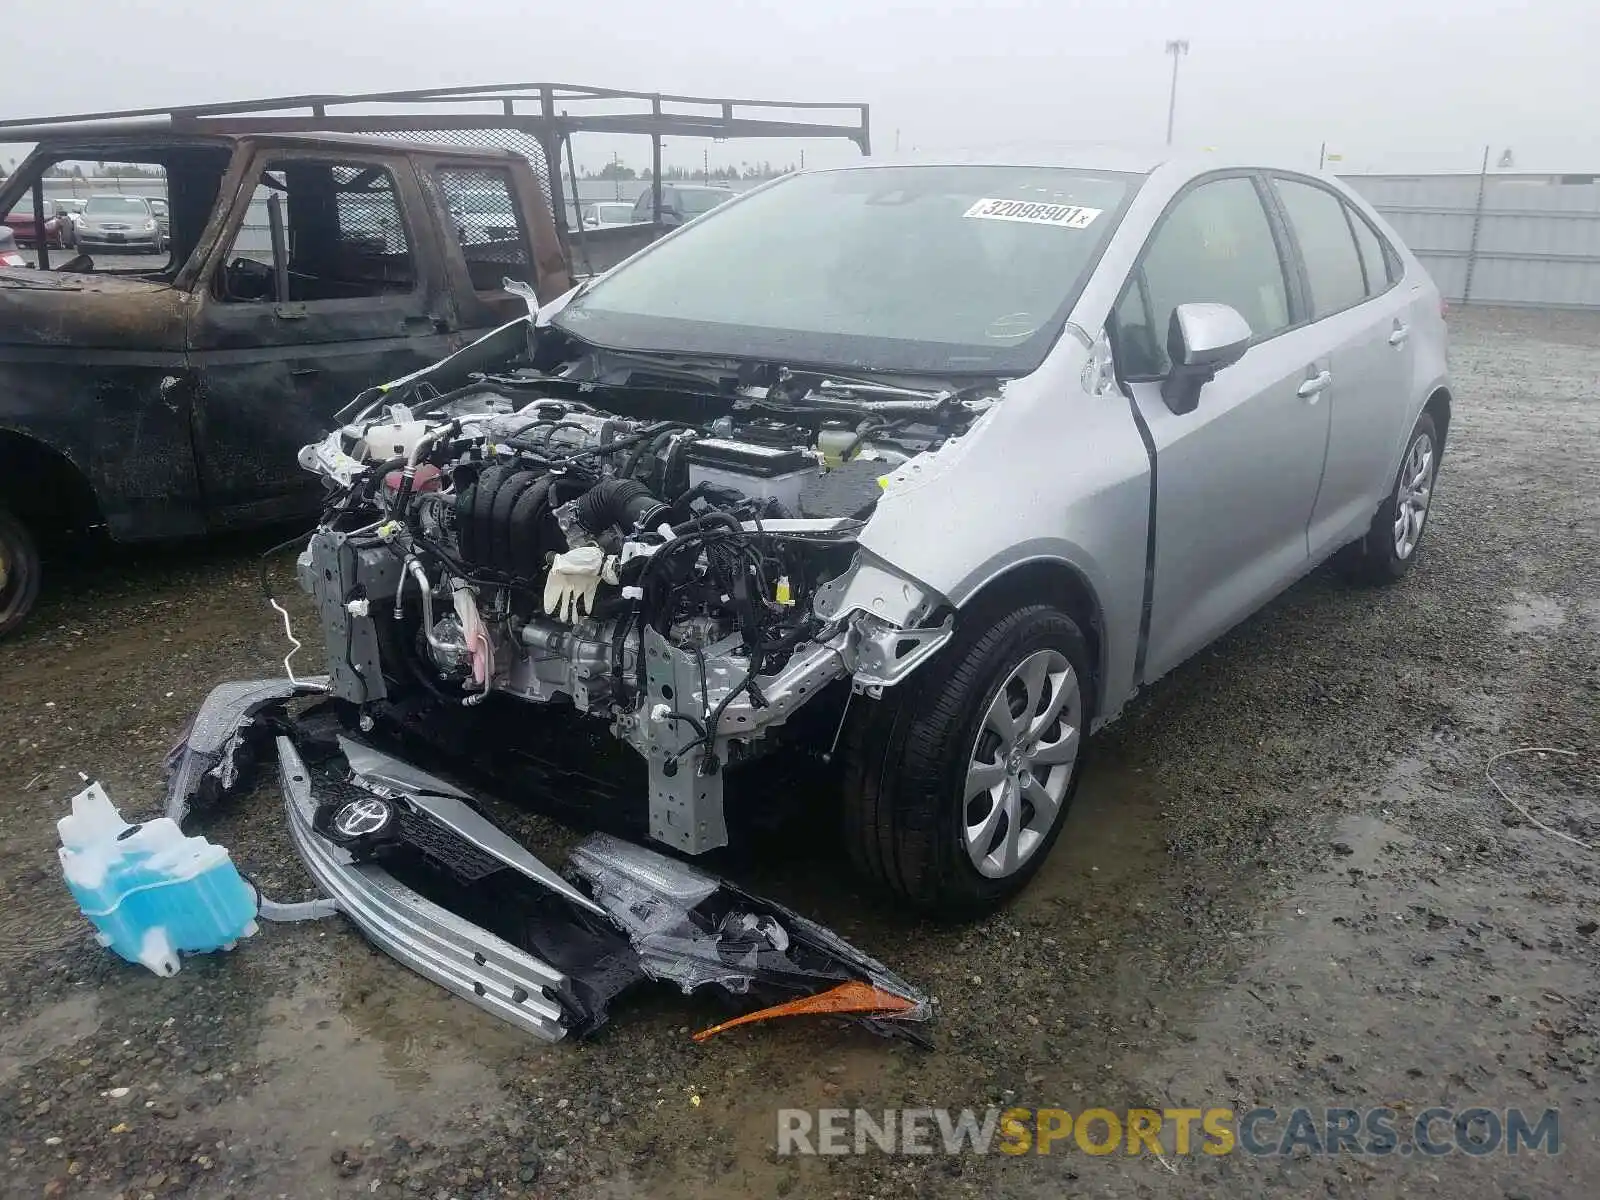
xmin=449 ymin=189 xmax=522 ymax=244
xmin=2 ymin=208 xmax=62 ymax=249
xmin=147 ymin=197 xmax=171 ymax=248
xmin=629 ymin=183 xmax=735 ymax=228
xmin=579 ymin=200 xmax=637 ymax=228
xmin=52 ymin=199 xmax=87 ymax=247
xmin=74 ymin=194 xmax=163 ymax=254
xmin=0 ymin=224 xmax=25 ymax=267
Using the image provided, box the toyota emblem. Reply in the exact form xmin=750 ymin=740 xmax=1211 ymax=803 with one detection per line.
xmin=331 ymin=796 xmax=393 ymax=838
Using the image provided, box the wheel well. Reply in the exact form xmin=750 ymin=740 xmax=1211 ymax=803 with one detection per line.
xmin=1424 ymin=387 xmax=1452 ymax=452
xmin=0 ymin=432 xmax=102 ymax=533
xmin=954 ymin=559 xmax=1105 ymax=703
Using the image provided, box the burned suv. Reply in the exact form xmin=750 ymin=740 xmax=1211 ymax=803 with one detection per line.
xmin=296 ymin=157 xmax=1449 ymax=911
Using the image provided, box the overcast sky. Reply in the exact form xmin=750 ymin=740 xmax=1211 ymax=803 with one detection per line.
xmin=3 ymin=0 xmax=1595 ymax=174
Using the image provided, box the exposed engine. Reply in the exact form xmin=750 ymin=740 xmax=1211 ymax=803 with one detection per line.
xmin=296 ymin=357 xmax=979 ymax=856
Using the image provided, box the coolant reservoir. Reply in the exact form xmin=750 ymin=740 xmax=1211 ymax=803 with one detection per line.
xmin=817 ymin=420 xmax=856 ymax=468
xmin=357 ymin=419 xmax=431 ymax=462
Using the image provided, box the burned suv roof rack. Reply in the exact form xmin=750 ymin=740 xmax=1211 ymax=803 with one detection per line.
xmin=0 ymin=81 xmax=871 ymax=241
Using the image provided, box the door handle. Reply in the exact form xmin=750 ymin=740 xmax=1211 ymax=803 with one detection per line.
xmin=1297 ymin=370 xmax=1332 ymax=399
xmin=1388 ymin=324 xmax=1410 ymax=347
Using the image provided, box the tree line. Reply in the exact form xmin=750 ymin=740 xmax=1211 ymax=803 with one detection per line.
xmin=581 ymin=161 xmax=796 ymax=182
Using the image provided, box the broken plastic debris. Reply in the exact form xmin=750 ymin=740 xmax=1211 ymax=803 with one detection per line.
xmin=163 ymin=677 xmax=328 ymax=826
xmin=568 ymin=832 xmax=932 ymax=1043
xmin=58 ymin=781 xmax=258 ymax=976
xmin=692 ymin=980 xmax=920 ymax=1043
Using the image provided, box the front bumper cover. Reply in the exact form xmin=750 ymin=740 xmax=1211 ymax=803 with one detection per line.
xmin=277 ymin=736 xmax=572 ymax=1040
xmin=168 ymin=679 xmax=932 ymax=1046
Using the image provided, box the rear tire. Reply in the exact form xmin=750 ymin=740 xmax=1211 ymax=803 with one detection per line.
xmin=1338 ymin=411 xmax=1440 ymax=584
xmin=0 ymin=505 xmax=42 ymax=638
xmin=842 ymin=604 xmax=1094 ymax=916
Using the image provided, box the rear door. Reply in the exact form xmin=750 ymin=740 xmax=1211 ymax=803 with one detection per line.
xmin=1110 ymin=173 xmax=1334 ymax=682
xmin=1267 ymin=174 xmax=1417 ymax=556
xmin=186 ymin=147 xmax=457 ymax=524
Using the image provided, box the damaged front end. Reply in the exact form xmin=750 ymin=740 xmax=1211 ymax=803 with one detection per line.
xmin=164 ymin=682 xmax=931 ymax=1045
xmin=291 ymin=320 xmax=978 ymax=858
xmin=175 ymin=317 xmax=995 ymax=1042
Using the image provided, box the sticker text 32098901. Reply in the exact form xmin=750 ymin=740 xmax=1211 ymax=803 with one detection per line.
xmin=964 ymin=198 xmax=1103 ymax=228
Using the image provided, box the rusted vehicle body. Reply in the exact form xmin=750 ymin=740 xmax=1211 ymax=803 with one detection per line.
xmin=0 ymin=128 xmax=572 ymax=634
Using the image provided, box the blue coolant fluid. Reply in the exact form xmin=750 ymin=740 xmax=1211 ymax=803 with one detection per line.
xmin=57 ymin=781 xmax=259 ymax=976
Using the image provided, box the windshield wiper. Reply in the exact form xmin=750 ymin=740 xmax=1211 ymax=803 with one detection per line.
xmin=556 ymin=338 xmax=1002 ymax=417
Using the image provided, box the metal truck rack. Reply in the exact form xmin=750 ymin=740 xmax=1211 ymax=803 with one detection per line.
xmin=0 ymin=81 xmax=871 ymax=251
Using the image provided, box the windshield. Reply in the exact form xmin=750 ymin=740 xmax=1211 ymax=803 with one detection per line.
xmin=84 ymin=196 xmax=150 ymax=217
xmin=557 ymin=165 xmax=1138 ymax=374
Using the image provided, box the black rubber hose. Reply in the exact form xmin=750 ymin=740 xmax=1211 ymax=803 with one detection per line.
xmin=669 ymin=510 xmax=743 ymax=537
xmin=573 ymin=477 xmax=667 ymax=536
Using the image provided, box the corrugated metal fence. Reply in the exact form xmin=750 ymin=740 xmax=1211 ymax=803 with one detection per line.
xmin=1341 ymin=171 xmax=1600 ymax=309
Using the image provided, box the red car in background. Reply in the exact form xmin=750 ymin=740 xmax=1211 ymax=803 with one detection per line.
xmin=0 ymin=224 xmax=25 ymax=267
xmin=2 ymin=208 xmax=63 ymax=248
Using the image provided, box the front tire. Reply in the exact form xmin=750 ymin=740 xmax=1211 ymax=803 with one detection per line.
xmin=842 ymin=604 xmax=1094 ymax=915
xmin=0 ymin=506 xmax=42 ymax=638
xmin=1339 ymin=411 xmax=1440 ymax=584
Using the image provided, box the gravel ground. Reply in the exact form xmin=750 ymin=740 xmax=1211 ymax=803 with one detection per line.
xmin=0 ymin=305 xmax=1596 ymax=1200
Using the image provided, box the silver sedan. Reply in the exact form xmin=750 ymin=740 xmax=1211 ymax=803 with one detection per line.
xmin=75 ymin=193 xmax=164 ymax=254
xmin=542 ymin=152 xmax=1449 ymax=907
xmin=302 ymin=151 xmax=1450 ymax=914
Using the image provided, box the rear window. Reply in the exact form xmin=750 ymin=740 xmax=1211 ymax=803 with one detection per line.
xmin=434 ymin=167 xmax=536 ymax=292
xmin=677 ymin=188 xmax=733 ymax=215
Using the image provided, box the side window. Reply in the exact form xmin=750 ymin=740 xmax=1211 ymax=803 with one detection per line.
xmin=1110 ymin=277 xmax=1163 ymax=379
xmin=435 ymin=167 xmax=535 ymax=292
xmin=631 ymin=190 xmax=652 ymax=220
xmin=215 ymin=158 xmax=414 ymax=303
xmin=1112 ymin=176 xmax=1292 ymax=378
xmin=1346 ymin=206 xmax=1394 ymax=296
xmin=1272 ymin=178 xmax=1366 ymax=318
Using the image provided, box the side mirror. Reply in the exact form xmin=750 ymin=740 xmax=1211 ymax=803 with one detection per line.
xmin=1160 ymin=302 xmax=1252 ymax=414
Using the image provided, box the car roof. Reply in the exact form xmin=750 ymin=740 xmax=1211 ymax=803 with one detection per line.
xmin=812 ymin=144 xmax=1317 ymax=180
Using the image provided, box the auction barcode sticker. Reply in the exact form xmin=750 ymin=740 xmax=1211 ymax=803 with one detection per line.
xmin=964 ymin=198 xmax=1103 ymax=228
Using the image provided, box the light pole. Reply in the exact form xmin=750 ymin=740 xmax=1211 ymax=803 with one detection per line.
xmin=1164 ymin=39 xmax=1189 ymax=145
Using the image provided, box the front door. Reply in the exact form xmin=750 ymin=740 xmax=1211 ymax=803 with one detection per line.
xmin=186 ymin=150 xmax=459 ymax=526
xmin=1109 ymin=174 xmax=1334 ymax=683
